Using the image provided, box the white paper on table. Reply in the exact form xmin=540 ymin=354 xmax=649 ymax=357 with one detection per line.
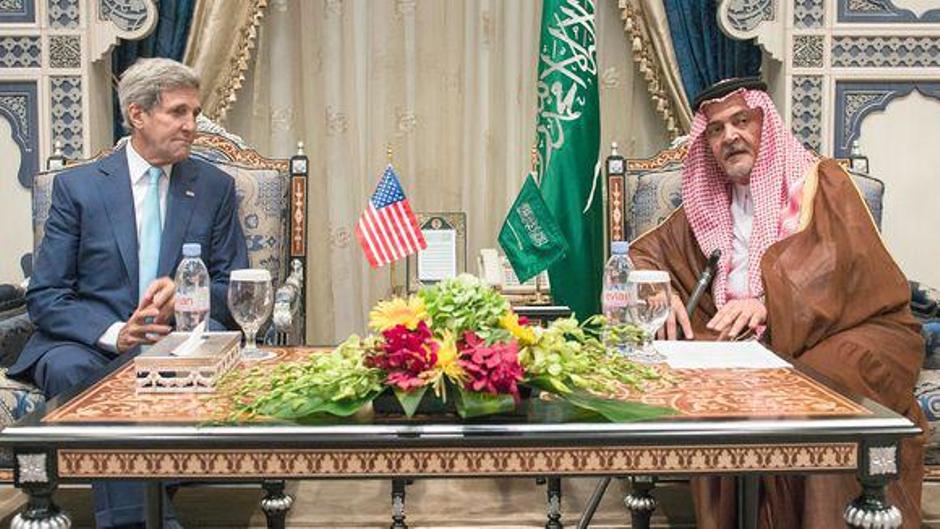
xmin=417 ymin=229 xmax=457 ymax=281
xmin=171 ymin=319 xmax=207 ymax=357
xmin=652 ymin=340 xmax=791 ymax=369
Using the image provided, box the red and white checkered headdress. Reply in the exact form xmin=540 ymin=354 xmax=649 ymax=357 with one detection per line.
xmin=682 ymin=88 xmax=817 ymax=307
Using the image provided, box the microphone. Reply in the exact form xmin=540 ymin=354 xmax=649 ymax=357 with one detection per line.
xmin=675 ymin=249 xmax=721 ymax=340
xmin=685 ymin=249 xmax=722 ymax=317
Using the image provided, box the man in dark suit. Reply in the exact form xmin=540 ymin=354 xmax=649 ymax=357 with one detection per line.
xmin=8 ymin=57 xmax=248 ymax=529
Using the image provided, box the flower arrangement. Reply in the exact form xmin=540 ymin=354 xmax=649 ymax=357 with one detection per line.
xmin=219 ymin=275 xmax=673 ymax=422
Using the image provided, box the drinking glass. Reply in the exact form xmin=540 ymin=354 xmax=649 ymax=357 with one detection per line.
xmin=624 ymin=270 xmax=672 ymax=364
xmin=227 ymin=269 xmax=275 ymax=361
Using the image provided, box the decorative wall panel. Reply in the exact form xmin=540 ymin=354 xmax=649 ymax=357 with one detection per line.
xmin=725 ymin=0 xmax=775 ymax=32
xmin=50 ymin=76 xmax=82 ymax=159
xmin=48 ymin=34 xmax=80 ymax=69
xmin=793 ymin=35 xmax=824 ymax=68
xmin=0 ymin=81 xmax=38 ymax=188
xmin=833 ymin=81 xmax=940 ymax=157
xmin=0 ymin=37 xmax=41 ymax=68
xmin=794 ymin=0 xmax=825 ymax=28
xmin=838 ymin=0 xmax=940 ymax=23
xmin=48 ymin=0 xmax=79 ymax=28
xmin=832 ymin=36 xmax=940 ymax=68
xmin=791 ymin=76 xmax=823 ymax=153
xmin=0 ymin=0 xmax=35 ymax=23
xmin=99 ymin=0 xmax=150 ymax=33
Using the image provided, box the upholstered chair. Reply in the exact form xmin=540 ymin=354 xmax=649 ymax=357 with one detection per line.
xmin=0 ymin=118 xmax=309 ymax=471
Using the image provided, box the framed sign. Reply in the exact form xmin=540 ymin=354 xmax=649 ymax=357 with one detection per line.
xmin=406 ymin=212 xmax=467 ymax=293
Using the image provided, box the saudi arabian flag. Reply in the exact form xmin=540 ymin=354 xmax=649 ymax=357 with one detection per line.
xmin=535 ymin=0 xmax=604 ymax=318
xmin=498 ymin=174 xmax=569 ymax=283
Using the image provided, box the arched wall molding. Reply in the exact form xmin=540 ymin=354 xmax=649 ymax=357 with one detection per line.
xmin=0 ymin=81 xmax=38 ymax=187
xmin=833 ymin=81 xmax=940 ymax=157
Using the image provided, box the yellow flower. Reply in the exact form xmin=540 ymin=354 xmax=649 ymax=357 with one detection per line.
xmin=500 ymin=311 xmax=537 ymax=346
xmin=368 ymin=296 xmax=429 ymax=332
xmin=435 ymin=331 xmax=465 ymax=380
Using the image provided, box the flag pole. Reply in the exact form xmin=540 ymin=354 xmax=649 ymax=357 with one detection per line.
xmin=386 ymin=142 xmax=404 ymax=296
xmin=531 ymin=144 xmax=550 ymax=304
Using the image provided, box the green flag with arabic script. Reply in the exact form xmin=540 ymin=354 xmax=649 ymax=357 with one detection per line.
xmin=535 ymin=0 xmax=604 ymax=318
xmin=498 ymin=174 xmax=569 ymax=283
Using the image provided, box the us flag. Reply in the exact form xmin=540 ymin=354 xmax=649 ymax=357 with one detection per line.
xmin=355 ymin=165 xmax=427 ymax=268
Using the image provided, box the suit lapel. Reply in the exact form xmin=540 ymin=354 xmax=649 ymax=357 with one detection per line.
xmin=95 ymin=148 xmax=139 ymax=298
xmin=158 ymin=159 xmax=198 ymax=277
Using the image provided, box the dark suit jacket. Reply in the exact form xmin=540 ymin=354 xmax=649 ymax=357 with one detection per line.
xmin=9 ymin=146 xmax=248 ymax=376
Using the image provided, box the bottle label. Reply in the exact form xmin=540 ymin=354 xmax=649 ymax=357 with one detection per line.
xmin=176 ymin=290 xmax=209 ymax=312
xmin=602 ymin=290 xmax=629 ymax=308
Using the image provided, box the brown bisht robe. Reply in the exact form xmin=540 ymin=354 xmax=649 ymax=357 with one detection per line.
xmin=629 ymin=159 xmax=926 ymax=529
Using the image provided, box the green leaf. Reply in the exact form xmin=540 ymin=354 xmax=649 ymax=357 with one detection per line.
xmin=454 ymin=386 xmax=516 ymax=418
xmin=526 ymin=375 xmax=572 ymax=395
xmin=394 ymin=386 xmax=430 ymax=418
xmin=562 ymin=389 xmax=676 ymax=422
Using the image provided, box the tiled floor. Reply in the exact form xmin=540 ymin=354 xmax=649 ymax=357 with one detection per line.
xmin=1 ymin=478 xmax=938 ymax=528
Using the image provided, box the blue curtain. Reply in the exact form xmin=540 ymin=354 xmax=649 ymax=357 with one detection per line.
xmin=663 ymin=0 xmax=762 ymax=106
xmin=111 ymin=0 xmax=196 ymax=141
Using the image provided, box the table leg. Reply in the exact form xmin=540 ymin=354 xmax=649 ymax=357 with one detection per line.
xmin=624 ymin=476 xmax=656 ymax=529
xmin=11 ymin=482 xmax=71 ymax=529
xmin=844 ymin=442 xmax=903 ymax=529
xmin=146 ymin=482 xmax=163 ymax=529
xmin=545 ymin=476 xmax=563 ymax=529
xmin=391 ymin=478 xmax=408 ymax=529
xmin=737 ymin=475 xmax=759 ymax=529
xmin=260 ymin=480 xmax=293 ymax=529
xmin=11 ymin=451 xmax=70 ymax=529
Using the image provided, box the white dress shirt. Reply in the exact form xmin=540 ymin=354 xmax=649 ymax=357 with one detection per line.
xmin=727 ymin=183 xmax=753 ymax=300
xmin=96 ymin=140 xmax=174 ymax=353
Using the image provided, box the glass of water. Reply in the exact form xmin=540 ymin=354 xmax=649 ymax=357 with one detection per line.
xmin=624 ymin=270 xmax=671 ymax=364
xmin=227 ymin=269 xmax=275 ymax=361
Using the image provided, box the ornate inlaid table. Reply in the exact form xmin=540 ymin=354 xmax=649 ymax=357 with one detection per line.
xmin=0 ymin=347 xmax=920 ymax=529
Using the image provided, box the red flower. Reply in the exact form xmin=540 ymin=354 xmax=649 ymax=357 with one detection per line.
xmin=366 ymin=321 xmax=438 ymax=390
xmin=457 ymin=332 xmax=524 ymax=402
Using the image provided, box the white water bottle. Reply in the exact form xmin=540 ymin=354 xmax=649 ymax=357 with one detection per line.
xmin=601 ymin=241 xmax=636 ymax=351
xmin=174 ymin=243 xmax=210 ymax=331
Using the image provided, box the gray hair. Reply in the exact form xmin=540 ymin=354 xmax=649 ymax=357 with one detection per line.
xmin=117 ymin=58 xmax=200 ymax=132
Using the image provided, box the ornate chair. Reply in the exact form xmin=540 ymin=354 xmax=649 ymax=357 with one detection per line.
xmin=0 ymin=119 xmax=310 ymax=473
xmin=614 ymin=142 xmax=940 ymax=477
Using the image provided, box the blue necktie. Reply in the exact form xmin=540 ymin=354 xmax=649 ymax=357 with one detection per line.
xmin=138 ymin=166 xmax=163 ymax=301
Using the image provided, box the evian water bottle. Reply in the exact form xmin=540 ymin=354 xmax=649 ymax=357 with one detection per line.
xmin=174 ymin=243 xmax=210 ymax=331
xmin=601 ymin=241 xmax=635 ymax=352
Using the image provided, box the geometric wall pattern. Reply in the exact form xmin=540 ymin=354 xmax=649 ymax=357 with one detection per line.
xmin=50 ymin=75 xmax=81 ymax=158
xmin=0 ymin=36 xmax=40 ymax=67
xmin=48 ymin=0 xmax=79 ymax=29
xmin=791 ymin=75 xmax=823 ymax=153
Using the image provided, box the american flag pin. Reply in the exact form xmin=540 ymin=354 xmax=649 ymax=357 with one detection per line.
xmin=185 ymin=190 xmax=195 ymax=197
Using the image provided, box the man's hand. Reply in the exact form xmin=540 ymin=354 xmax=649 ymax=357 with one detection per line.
xmin=141 ymin=277 xmax=176 ymax=325
xmin=706 ymin=297 xmax=766 ymax=341
xmin=657 ymin=293 xmax=694 ymax=340
xmin=115 ymin=278 xmax=176 ymax=353
xmin=116 ymin=304 xmax=172 ymax=353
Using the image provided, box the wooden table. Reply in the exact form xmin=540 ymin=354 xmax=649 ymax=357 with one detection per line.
xmin=0 ymin=347 xmax=920 ymax=529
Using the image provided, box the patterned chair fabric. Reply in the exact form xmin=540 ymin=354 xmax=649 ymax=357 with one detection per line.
xmin=623 ymin=144 xmax=940 ymax=457
xmin=0 ymin=124 xmax=304 ymax=450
